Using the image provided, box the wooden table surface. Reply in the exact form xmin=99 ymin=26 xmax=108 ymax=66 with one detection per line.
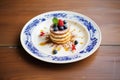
xmin=0 ymin=0 xmax=120 ymax=80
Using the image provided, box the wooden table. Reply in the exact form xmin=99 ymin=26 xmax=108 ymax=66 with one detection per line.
xmin=0 ymin=0 xmax=120 ymax=80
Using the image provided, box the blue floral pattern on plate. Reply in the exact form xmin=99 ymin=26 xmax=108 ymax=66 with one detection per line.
xmin=21 ymin=11 xmax=101 ymax=63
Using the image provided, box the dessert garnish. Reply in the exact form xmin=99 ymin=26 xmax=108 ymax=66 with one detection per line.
xmin=39 ymin=17 xmax=82 ymax=55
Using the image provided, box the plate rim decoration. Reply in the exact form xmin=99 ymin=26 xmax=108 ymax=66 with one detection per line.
xmin=20 ymin=10 xmax=102 ymax=64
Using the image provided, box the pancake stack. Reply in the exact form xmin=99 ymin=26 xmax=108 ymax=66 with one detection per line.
xmin=50 ymin=18 xmax=71 ymax=44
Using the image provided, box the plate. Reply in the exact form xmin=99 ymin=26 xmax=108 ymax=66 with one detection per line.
xmin=20 ymin=11 xmax=101 ymax=64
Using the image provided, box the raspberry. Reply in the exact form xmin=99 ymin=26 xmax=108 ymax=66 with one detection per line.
xmin=72 ymin=44 xmax=76 ymax=51
xmin=58 ymin=19 xmax=64 ymax=27
xmin=40 ymin=31 xmax=45 ymax=36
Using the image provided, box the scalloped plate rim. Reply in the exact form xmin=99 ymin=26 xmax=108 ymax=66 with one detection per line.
xmin=20 ymin=10 xmax=102 ymax=64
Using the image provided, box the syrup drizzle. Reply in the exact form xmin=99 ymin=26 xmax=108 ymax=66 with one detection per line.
xmin=39 ymin=33 xmax=76 ymax=52
xmin=39 ymin=27 xmax=85 ymax=54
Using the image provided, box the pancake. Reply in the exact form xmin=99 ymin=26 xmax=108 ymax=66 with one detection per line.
xmin=50 ymin=25 xmax=71 ymax=44
xmin=50 ymin=29 xmax=70 ymax=39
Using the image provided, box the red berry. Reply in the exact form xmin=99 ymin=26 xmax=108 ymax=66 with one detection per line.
xmin=40 ymin=31 xmax=45 ymax=36
xmin=58 ymin=19 xmax=64 ymax=27
xmin=72 ymin=44 xmax=76 ymax=51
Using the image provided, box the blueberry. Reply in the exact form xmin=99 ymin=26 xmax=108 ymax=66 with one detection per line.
xmin=74 ymin=40 xmax=78 ymax=45
xmin=53 ymin=27 xmax=58 ymax=31
xmin=64 ymin=20 xmax=67 ymax=24
xmin=64 ymin=26 xmax=67 ymax=29
xmin=53 ymin=50 xmax=57 ymax=54
xmin=59 ymin=26 xmax=64 ymax=30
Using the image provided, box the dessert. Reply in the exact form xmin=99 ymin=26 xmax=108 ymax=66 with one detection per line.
xmin=50 ymin=18 xmax=71 ymax=44
xmin=39 ymin=17 xmax=83 ymax=55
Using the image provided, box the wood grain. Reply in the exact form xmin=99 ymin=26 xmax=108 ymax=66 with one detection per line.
xmin=0 ymin=0 xmax=120 ymax=45
xmin=0 ymin=46 xmax=120 ymax=80
xmin=0 ymin=0 xmax=120 ymax=80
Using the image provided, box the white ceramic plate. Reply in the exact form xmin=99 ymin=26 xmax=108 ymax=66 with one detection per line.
xmin=20 ymin=11 xmax=101 ymax=64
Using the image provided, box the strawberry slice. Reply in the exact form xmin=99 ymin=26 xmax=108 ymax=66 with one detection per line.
xmin=40 ymin=31 xmax=45 ymax=36
xmin=72 ymin=44 xmax=76 ymax=51
xmin=58 ymin=19 xmax=64 ymax=27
